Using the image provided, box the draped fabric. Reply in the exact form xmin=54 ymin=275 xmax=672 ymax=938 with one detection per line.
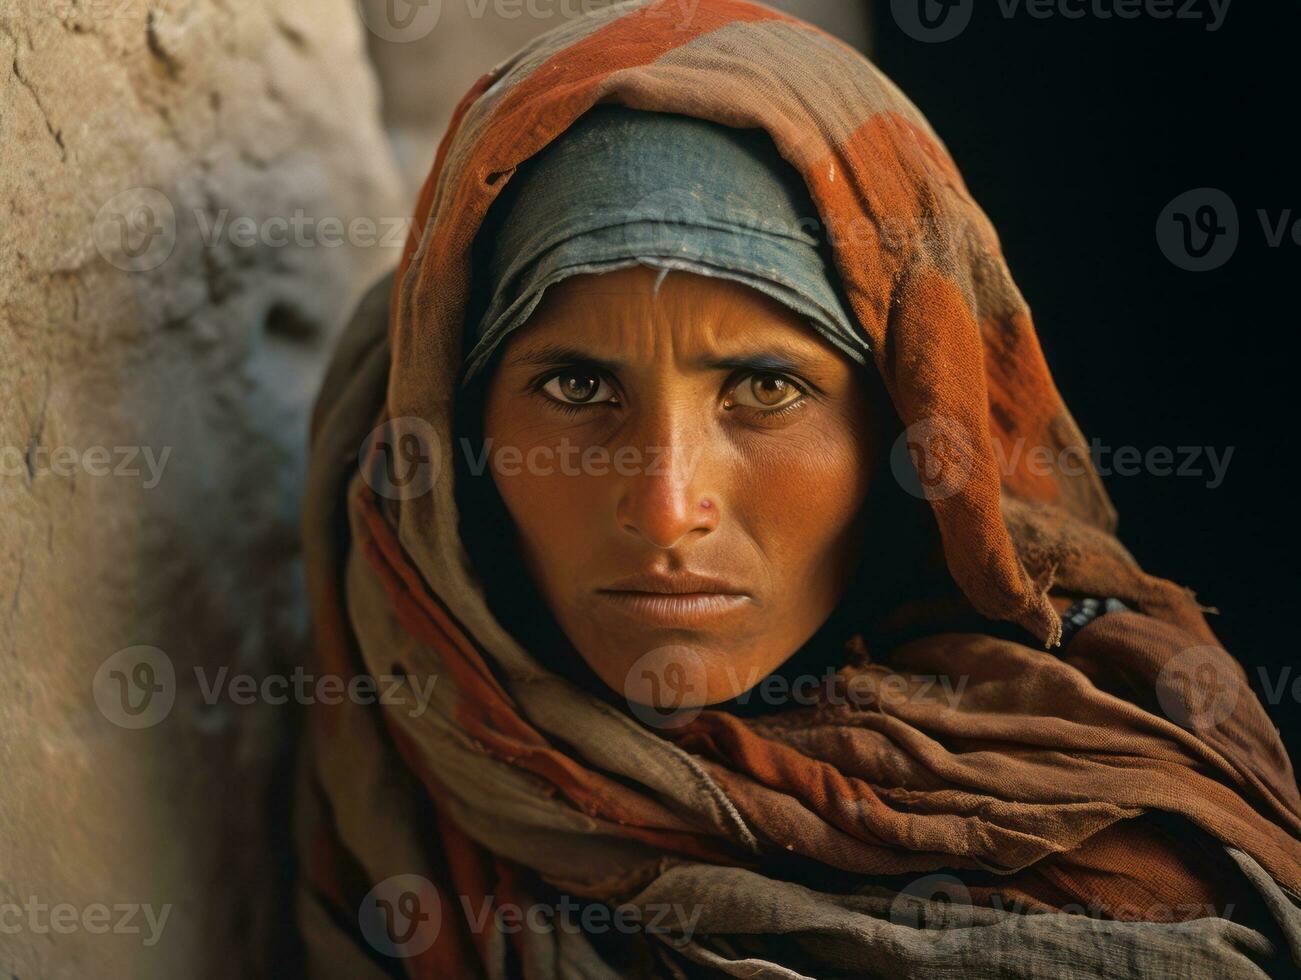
xmin=460 ymin=103 xmax=868 ymax=381
xmin=296 ymin=3 xmax=1301 ymax=976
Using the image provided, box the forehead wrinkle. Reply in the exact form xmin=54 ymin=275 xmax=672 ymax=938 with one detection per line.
xmin=521 ymin=271 xmax=723 ymax=373
xmin=514 ymin=267 xmax=846 ymax=378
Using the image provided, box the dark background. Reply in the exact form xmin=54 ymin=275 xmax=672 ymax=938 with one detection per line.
xmin=871 ymin=0 xmax=1299 ymax=760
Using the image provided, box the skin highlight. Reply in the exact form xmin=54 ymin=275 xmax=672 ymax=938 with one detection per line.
xmin=481 ymin=264 xmax=877 ymax=709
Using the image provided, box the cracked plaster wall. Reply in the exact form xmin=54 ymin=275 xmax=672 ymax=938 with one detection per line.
xmin=0 ymin=1 xmax=403 ymax=976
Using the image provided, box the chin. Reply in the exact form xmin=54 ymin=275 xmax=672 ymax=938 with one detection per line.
xmin=571 ymin=628 xmax=794 ymax=711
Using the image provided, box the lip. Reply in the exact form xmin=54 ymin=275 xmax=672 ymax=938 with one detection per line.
xmin=600 ymin=570 xmax=749 ymax=596
xmin=594 ymin=591 xmax=753 ymax=628
xmin=595 ymin=570 xmax=753 ymax=628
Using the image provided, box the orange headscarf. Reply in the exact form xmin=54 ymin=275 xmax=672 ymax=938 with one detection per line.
xmin=297 ymin=3 xmax=1301 ymax=976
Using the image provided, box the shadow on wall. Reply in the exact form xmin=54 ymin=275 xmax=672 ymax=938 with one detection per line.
xmin=357 ymin=0 xmax=875 ymax=202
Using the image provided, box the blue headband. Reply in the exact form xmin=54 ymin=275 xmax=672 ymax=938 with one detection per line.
xmin=461 ymin=105 xmax=868 ymax=383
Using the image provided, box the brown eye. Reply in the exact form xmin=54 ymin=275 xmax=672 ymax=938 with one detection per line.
xmin=752 ymin=375 xmax=789 ymax=406
xmin=728 ymin=373 xmax=805 ymax=411
xmin=560 ymin=373 xmax=599 ymax=402
xmin=542 ymin=371 xmax=616 ymax=406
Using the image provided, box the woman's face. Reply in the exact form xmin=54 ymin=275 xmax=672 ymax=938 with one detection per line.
xmin=482 ymin=265 xmax=877 ymax=708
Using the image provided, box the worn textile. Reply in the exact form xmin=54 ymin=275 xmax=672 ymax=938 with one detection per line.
xmin=297 ymin=3 xmax=1301 ymax=977
xmin=462 ymin=104 xmax=867 ymax=382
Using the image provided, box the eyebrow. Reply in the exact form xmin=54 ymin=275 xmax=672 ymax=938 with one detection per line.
xmin=509 ymin=344 xmax=622 ymax=373
xmin=508 ymin=341 xmax=828 ymax=380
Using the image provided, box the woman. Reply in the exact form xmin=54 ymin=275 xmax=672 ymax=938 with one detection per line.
xmin=297 ymin=2 xmax=1301 ymax=976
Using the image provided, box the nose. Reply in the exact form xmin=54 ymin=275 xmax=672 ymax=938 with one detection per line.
xmin=614 ymin=406 xmax=719 ymax=550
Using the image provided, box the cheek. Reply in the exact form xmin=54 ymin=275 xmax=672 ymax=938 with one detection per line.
xmin=494 ymin=463 xmax=590 ymax=548
xmin=738 ymin=416 xmax=874 ymax=574
xmin=482 ymin=416 xmax=604 ymax=592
